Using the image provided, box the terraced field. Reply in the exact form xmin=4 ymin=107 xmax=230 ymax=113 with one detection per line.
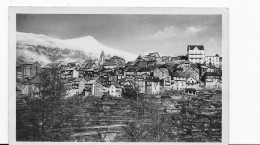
xmin=17 ymin=92 xmax=222 ymax=142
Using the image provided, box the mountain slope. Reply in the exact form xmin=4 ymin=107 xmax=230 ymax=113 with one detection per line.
xmin=16 ymin=32 xmax=137 ymax=65
xmin=62 ymin=36 xmax=137 ymax=61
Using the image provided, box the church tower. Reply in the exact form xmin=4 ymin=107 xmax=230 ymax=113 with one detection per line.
xmin=100 ymin=50 xmax=105 ymax=65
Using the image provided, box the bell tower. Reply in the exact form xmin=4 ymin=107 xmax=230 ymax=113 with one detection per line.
xmin=100 ymin=50 xmax=105 ymax=65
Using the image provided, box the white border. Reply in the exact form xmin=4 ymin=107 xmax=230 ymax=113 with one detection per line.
xmin=9 ymin=7 xmax=229 ymax=145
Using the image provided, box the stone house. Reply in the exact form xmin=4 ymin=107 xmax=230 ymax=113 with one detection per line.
xmin=21 ymin=62 xmax=42 ymax=79
xmin=186 ymin=76 xmax=199 ymax=90
xmin=61 ymin=67 xmax=79 ymax=79
xmin=16 ymin=66 xmax=23 ymax=81
xmin=109 ymin=83 xmax=122 ymax=97
xmin=151 ymin=67 xmax=164 ymax=80
xmin=175 ymin=60 xmax=192 ymax=72
xmin=145 ymin=77 xmax=160 ymax=94
xmin=170 ymin=72 xmax=186 ymax=90
xmin=123 ymin=80 xmax=135 ymax=91
xmin=136 ymin=67 xmax=151 ymax=77
xmin=69 ymin=77 xmax=87 ymax=96
xmin=203 ymin=72 xmax=222 ymax=89
xmin=135 ymin=77 xmax=146 ymax=93
xmin=184 ymin=65 xmax=200 ymax=81
xmin=124 ymin=66 xmax=137 ymax=80
xmin=85 ymin=79 xmax=103 ymax=97
xmin=161 ymin=75 xmax=171 ymax=91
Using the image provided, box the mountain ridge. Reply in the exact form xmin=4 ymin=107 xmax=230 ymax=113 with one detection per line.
xmin=16 ymin=32 xmax=137 ymax=65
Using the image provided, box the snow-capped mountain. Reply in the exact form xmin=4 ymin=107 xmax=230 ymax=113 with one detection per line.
xmin=62 ymin=36 xmax=137 ymax=61
xmin=16 ymin=32 xmax=137 ymax=65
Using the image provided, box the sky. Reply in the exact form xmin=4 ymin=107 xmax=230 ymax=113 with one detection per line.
xmin=17 ymin=14 xmax=222 ymax=56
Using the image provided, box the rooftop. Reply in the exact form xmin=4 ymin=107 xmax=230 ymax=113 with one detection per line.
xmin=187 ymin=45 xmax=204 ymax=51
xmin=171 ymin=72 xmax=186 ymax=77
xmin=103 ymin=62 xmax=116 ymax=66
xmin=204 ymin=72 xmax=220 ymax=76
xmin=73 ymin=77 xmax=85 ymax=82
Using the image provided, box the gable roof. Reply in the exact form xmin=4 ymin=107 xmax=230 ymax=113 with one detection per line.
xmin=84 ymin=63 xmax=96 ymax=69
xmin=180 ymin=60 xmax=192 ymax=65
xmin=187 ymin=45 xmax=204 ymax=51
xmin=125 ymin=61 xmax=134 ymax=66
xmin=136 ymin=55 xmax=146 ymax=61
xmin=110 ymin=83 xmax=121 ymax=88
xmin=103 ymin=62 xmax=116 ymax=66
xmin=134 ymin=61 xmax=147 ymax=68
xmin=184 ymin=65 xmax=199 ymax=73
xmin=72 ymin=77 xmax=86 ymax=82
xmin=171 ymin=72 xmax=186 ymax=77
xmin=83 ymin=59 xmax=96 ymax=65
xmin=86 ymin=79 xmax=98 ymax=85
xmin=125 ymin=66 xmax=137 ymax=72
xmin=136 ymin=67 xmax=151 ymax=72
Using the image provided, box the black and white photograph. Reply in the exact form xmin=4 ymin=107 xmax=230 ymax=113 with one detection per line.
xmin=9 ymin=7 xmax=228 ymax=145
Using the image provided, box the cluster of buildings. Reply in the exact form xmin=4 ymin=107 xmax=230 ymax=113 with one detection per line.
xmin=16 ymin=45 xmax=222 ymax=98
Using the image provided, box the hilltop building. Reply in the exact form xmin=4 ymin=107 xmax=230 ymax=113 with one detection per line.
xmin=187 ymin=45 xmax=205 ymax=64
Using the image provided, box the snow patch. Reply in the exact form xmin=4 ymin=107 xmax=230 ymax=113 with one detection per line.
xmin=17 ymin=32 xmax=137 ymax=61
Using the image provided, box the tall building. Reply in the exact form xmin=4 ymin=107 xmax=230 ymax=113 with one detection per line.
xmin=100 ymin=50 xmax=105 ymax=65
xmin=204 ymin=54 xmax=220 ymax=67
xmin=187 ymin=45 xmax=205 ymax=64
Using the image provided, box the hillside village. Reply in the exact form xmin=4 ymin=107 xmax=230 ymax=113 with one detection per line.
xmin=16 ymin=45 xmax=222 ymax=142
xmin=16 ymin=45 xmax=222 ymax=98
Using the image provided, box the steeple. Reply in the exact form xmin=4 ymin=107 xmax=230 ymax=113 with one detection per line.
xmin=100 ymin=50 xmax=105 ymax=65
xmin=100 ymin=50 xmax=105 ymax=58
